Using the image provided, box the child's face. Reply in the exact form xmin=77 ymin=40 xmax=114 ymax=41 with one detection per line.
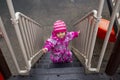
xmin=57 ymin=32 xmax=66 ymax=38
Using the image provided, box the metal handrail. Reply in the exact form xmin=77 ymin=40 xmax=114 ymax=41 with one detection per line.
xmin=15 ymin=12 xmax=41 ymax=27
xmin=71 ymin=0 xmax=106 ymax=72
xmin=14 ymin=12 xmax=43 ymax=74
xmin=97 ymin=0 xmax=120 ymax=72
xmin=72 ymin=0 xmax=119 ymax=72
xmin=72 ymin=10 xmax=97 ymax=26
xmin=2 ymin=11 xmax=43 ymax=74
xmin=107 ymin=0 xmax=119 ymax=35
xmin=6 ymin=0 xmax=44 ymax=75
xmin=71 ymin=10 xmax=99 ymax=72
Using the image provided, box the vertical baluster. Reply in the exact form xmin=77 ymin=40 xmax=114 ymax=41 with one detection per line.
xmin=22 ymin=17 xmax=32 ymax=58
xmin=25 ymin=19 xmax=33 ymax=57
xmin=18 ymin=16 xmax=30 ymax=60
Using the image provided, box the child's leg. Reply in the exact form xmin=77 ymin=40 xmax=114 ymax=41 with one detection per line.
xmin=50 ymin=54 xmax=63 ymax=63
xmin=63 ymin=50 xmax=73 ymax=63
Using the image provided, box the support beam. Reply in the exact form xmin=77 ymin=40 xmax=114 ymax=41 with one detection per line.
xmin=105 ymin=31 xmax=120 ymax=76
xmin=107 ymin=0 xmax=118 ymax=34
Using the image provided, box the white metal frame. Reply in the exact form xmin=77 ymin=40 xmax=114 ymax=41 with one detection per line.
xmin=97 ymin=0 xmax=120 ymax=72
xmin=112 ymin=0 xmax=120 ymax=30
xmin=3 ymin=0 xmax=44 ymax=75
xmin=4 ymin=0 xmax=120 ymax=74
xmin=72 ymin=10 xmax=99 ymax=72
xmin=0 ymin=17 xmax=24 ymax=73
xmin=72 ymin=0 xmax=120 ymax=72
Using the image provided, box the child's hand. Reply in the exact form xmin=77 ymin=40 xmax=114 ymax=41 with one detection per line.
xmin=78 ymin=30 xmax=80 ymax=34
xmin=42 ymin=48 xmax=48 ymax=53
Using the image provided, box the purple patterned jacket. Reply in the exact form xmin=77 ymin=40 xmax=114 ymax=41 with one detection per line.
xmin=43 ymin=31 xmax=79 ymax=63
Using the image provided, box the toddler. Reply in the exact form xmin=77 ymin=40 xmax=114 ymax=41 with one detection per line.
xmin=42 ymin=20 xmax=80 ymax=63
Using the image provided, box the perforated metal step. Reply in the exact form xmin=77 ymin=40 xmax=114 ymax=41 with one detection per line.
xmin=8 ymin=53 xmax=114 ymax=80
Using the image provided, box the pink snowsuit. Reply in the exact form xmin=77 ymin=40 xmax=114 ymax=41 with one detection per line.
xmin=43 ymin=31 xmax=79 ymax=63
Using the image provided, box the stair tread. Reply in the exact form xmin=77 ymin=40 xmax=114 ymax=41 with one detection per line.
xmin=35 ymin=62 xmax=82 ymax=68
xmin=30 ymin=67 xmax=84 ymax=75
xmin=9 ymin=68 xmax=110 ymax=80
xmin=8 ymin=53 xmax=112 ymax=80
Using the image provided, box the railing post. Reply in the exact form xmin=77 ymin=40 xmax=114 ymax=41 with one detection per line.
xmin=107 ymin=0 xmax=118 ymax=34
xmin=6 ymin=0 xmax=30 ymax=70
xmin=97 ymin=0 xmax=120 ymax=72
xmin=0 ymin=17 xmax=20 ymax=74
xmin=87 ymin=0 xmax=104 ymax=69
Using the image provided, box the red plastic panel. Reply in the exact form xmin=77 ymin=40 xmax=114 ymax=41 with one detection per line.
xmin=97 ymin=18 xmax=116 ymax=42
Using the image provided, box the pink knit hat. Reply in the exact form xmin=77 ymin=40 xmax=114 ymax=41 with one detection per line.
xmin=53 ymin=20 xmax=67 ymax=34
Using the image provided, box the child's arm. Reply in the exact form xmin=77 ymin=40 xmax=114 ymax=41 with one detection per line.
xmin=78 ymin=30 xmax=80 ymax=34
xmin=68 ymin=31 xmax=80 ymax=40
xmin=42 ymin=38 xmax=56 ymax=53
xmin=42 ymin=48 xmax=48 ymax=53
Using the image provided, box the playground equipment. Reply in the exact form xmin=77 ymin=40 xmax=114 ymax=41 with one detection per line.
xmin=98 ymin=18 xmax=116 ymax=42
xmin=0 ymin=0 xmax=119 ymax=76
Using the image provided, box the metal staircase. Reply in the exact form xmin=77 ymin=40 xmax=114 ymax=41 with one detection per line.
xmin=8 ymin=53 xmax=111 ymax=80
xmin=0 ymin=0 xmax=120 ymax=80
